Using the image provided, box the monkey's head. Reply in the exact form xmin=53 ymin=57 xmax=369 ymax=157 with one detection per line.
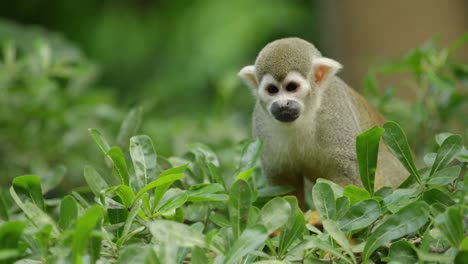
xmin=239 ymin=38 xmax=342 ymax=123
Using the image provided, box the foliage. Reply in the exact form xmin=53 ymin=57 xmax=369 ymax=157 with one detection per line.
xmin=0 ymin=19 xmax=123 ymax=187
xmin=363 ymin=34 xmax=468 ymax=157
xmin=0 ymin=116 xmax=466 ymax=263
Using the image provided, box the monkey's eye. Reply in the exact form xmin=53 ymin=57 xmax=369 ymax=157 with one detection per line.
xmin=286 ymin=82 xmax=299 ymax=92
xmin=266 ymin=84 xmax=279 ymax=95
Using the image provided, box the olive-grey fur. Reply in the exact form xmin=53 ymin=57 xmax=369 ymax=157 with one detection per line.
xmin=255 ymin=38 xmax=321 ymax=81
xmin=240 ymin=37 xmax=408 ymax=207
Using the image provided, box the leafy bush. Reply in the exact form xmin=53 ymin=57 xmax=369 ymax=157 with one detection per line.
xmin=0 ymin=116 xmax=466 ymax=263
xmin=0 ymin=20 xmax=122 ymax=186
xmin=363 ymin=34 xmax=468 ymax=157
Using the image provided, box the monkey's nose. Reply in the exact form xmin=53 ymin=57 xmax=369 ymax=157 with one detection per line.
xmin=270 ymin=100 xmax=301 ymax=122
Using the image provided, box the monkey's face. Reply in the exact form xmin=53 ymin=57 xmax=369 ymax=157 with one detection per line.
xmin=256 ymin=72 xmax=310 ymax=123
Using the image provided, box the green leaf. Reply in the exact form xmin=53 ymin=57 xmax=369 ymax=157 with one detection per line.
xmin=187 ymin=143 xmax=220 ymax=167
xmin=116 ymin=200 xmax=143 ymax=248
xmin=210 ymin=213 xmax=230 ymax=228
xmin=58 ymin=195 xmax=78 ymax=230
xmin=356 ymin=126 xmax=385 ymax=195
xmin=10 ymin=185 xmax=59 ymax=237
xmin=115 ymin=185 xmax=135 ymax=208
xmin=187 ymin=183 xmax=228 ymax=202
xmin=72 ymin=205 xmax=103 ymax=263
xmin=382 ymin=121 xmax=421 ymax=184
xmin=312 ymin=182 xmax=336 ymax=220
xmin=154 ymin=191 xmax=188 ymax=216
xmin=363 ymin=201 xmax=429 ymax=263
xmin=134 ymin=173 xmax=184 ymax=205
xmin=229 ymin=179 xmax=253 ymax=240
xmin=0 ymin=221 xmax=26 ymax=249
xmin=336 ymin=196 xmax=351 ymax=219
xmin=191 ymin=247 xmax=209 ymax=264
xmin=224 ymin=225 xmax=268 ymax=264
xmin=12 ymin=175 xmax=44 ymax=210
xmin=343 ymin=185 xmax=371 ymax=205
xmin=429 ymin=135 xmax=463 ymax=176
xmin=278 ymin=198 xmax=305 ymax=257
xmin=130 ymin=135 xmax=157 ymax=189
xmin=234 ymin=167 xmax=255 ymax=182
xmin=88 ymin=128 xmax=111 ymax=154
xmin=422 ymin=188 xmax=455 ymax=207
xmin=427 ymin=166 xmax=461 ymax=185
xmin=338 ymin=199 xmax=380 ymax=232
xmin=434 ymin=206 xmax=464 ymax=249
xmin=236 ymin=139 xmax=262 ymax=174
xmin=258 ymin=197 xmax=292 ymax=234
xmin=0 ymin=192 xmax=8 ymax=221
xmin=117 ymin=107 xmax=143 ymax=148
xmin=299 ymin=236 xmax=354 ymax=264
xmin=455 ymin=251 xmax=468 ymax=264
xmin=323 ymin=219 xmax=354 ymax=260
xmin=83 ymin=165 xmax=109 ymax=196
xmin=117 ymin=244 xmax=158 ymax=264
xmin=107 ymin=147 xmax=130 ymax=186
xmin=387 ymin=241 xmax=417 ymax=264
xmin=149 ymin=220 xmax=205 ymax=247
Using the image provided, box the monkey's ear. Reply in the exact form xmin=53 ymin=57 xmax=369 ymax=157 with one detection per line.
xmin=312 ymin=57 xmax=342 ymax=84
xmin=238 ymin=65 xmax=259 ymax=90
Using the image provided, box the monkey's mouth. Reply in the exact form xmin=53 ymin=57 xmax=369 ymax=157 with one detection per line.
xmin=270 ymin=100 xmax=301 ymax=123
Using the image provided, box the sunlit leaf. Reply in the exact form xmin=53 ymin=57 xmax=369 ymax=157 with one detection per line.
xmin=356 ymin=126 xmax=385 ymax=195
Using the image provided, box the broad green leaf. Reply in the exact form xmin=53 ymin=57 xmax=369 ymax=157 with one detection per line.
xmin=229 ymin=179 xmax=253 ymax=240
xmin=10 ymin=185 xmax=59 ymax=237
xmin=115 ymin=185 xmax=135 ymax=208
xmin=312 ymin=182 xmax=336 ymax=220
xmin=117 ymin=244 xmax=159 ymax=264
xmin=298 ymin=236 xmax=354 ymax=264
xmin=134 ymin=173 xmax=184 ymax=205
xmin=187 ymin=183 xmax=228 ymax=202
xmin=224 ymin=225 xmax=268 ymax=264
xmin=88 ymin=128 xmax=111 ymax=154
xmin=72 ymin=205 xmax=103 ymax=263
xmin=323 ymin=219 xmax=354 ymax=260
xmin=0 ymin=249 xmax=21 ymax=262
xmin=152 ymin=165 xmax=188 ymax=210
xmin=316 ymin=178 xmax=344 ymax=197
xmin=363 ymin=201 xmax=429 ymax=263
xmin=427 ymin=166 xmax=461 ymax=185
xmin=0 ymin=221 xmax=26 ymax=249
xmin=382 ymin=121 xmax=421 ymax=184
xmin=383 ymin=188 xmax=420 ymax=213
xmin=191 ymin=247 xmax=209 ymax=264
xmin=236 ymin=139 xmax=262 ymax=174
xmin=278 ymin=198 xmax=305 ymax=257
xmin=343 ymin=185 xmax=371 ymax=205
xmin=336 ymin=196 xmax=351 ymax=219
xmin=130 ymin=135 xmax=157 ymax=189
xmin=258 ymin=197 xmax=291 ymax=234
xmin=149 ymin=220 xmax=205 ymax=247
xmin=422 ymin=189 xmax=455 ymax=207
xmin=12 ymin=175 xmax=44 ymax=210
xmin=234 ymin=167 xmax=255 ymax=182
xmin=429 ymin=135 xmax=463 ymax=176
xmin=338 ymin=199 xmax=380 ymax=232
xmin=208 ymin=162 xmax=225 ymax=189
xmin=257 ymin=185 xmax=295 ymax=198
xmin=434 ymin=206 xmax=464 ymax=249
xmin=154 ymin=191 xmax=188 ymax=216
xmin=107 ymin=147 xmax=130 ymax=186
xmin=83 ymin=165 xmax=109 ymax=195
xmin=209 ymin=213 xmax=230 ymax=228
xmin=356 ymin=126 xmax=385 ymax=195
xmin=116 ymin=200 xmax=143 ymax=248
xmin=387 ymin=241 xmax=417 ymax=264
xmin=187 ymin=143 xmax=220 ymax=167
xmin=116 ymin=107 xmax=143 ymax=148
xmin=58 ymin=195 xmax=78 ymax=230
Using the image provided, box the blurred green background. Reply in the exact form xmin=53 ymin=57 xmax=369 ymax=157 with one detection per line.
xmin=0 ymin=0 xmax=466 ymax=189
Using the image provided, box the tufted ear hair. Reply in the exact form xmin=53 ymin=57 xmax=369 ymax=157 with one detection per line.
xmin=238 ymin=65 xmax=259 ymax=90
xmin=312 ymin=57 xmax=342 ymax=85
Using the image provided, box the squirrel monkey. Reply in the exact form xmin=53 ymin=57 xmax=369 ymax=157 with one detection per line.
xmin=239 ymin=38 xmax=407 ymax=205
